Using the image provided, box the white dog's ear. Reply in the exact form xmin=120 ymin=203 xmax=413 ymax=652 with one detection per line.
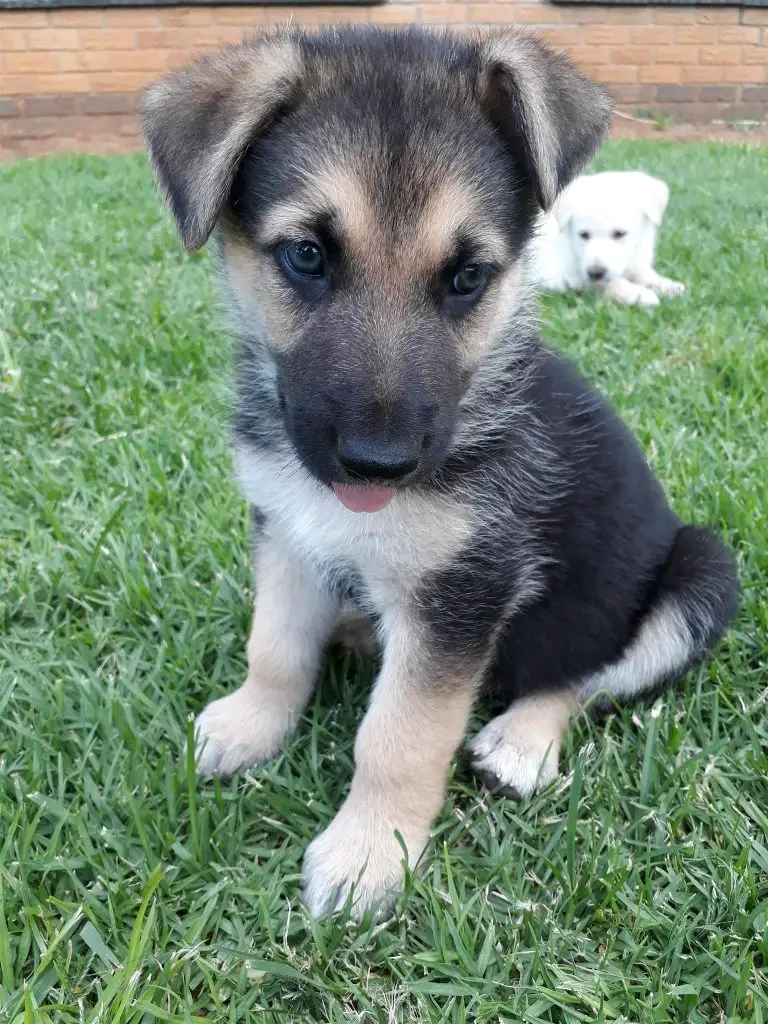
xmin=552 ymin=184 xmax=579 ymax=231
xmin=633 ymin=173 xmax=670 ymax=226
xmin=478 ymin=30 xmax=612 ymax=211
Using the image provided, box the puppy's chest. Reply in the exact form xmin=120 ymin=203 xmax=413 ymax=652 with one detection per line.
xmin=236 ymin=447 xmax=472 ymax=597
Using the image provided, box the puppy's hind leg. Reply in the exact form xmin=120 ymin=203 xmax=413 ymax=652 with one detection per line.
xmin=470 ymin=526 xmax=738 ymax=798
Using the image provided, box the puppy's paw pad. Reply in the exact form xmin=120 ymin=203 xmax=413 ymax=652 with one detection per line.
xmin=302 ymin=808 xmax=419 ymax=920
xmin=192 ymin=687 xmax=289 ymax=777
xmin=468 ymin=721 xmax=559 ymax=801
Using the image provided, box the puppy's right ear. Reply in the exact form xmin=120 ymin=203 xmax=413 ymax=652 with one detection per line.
xmin=140 ymin=35 xmax=302 ymax=251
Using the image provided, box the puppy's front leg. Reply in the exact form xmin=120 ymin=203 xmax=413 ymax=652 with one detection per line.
xmin=302 ymin=609 xmax=481 ymax=919
xmin=602 ymin=278 xmax=659 ymax=307
xmin=630 ymin=265 xmax=686 ymax=298
xmin=194 ymin=528 xmax=340 ymax=776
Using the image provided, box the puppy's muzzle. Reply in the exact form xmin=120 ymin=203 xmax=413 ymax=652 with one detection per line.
xmin=587 ymin=266 xmax=607 ymax=282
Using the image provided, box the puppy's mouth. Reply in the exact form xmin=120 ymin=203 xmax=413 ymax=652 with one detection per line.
xmin=332 ymin=483 xmax=396 ymax=514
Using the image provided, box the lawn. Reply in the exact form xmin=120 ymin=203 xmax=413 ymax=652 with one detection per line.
xmin=1 ymin=140 xmax=767 ymax=1023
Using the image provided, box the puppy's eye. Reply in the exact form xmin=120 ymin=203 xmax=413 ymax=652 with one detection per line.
xmin=451 ymin=263 xmax=488 ymax=298
xmin=283 ymin=240 xmax=325 ymax=278
xmin=612 ymin=230 xmax=627 ymax=240
xmin=579 ymin=231 xmax=591 ymax=241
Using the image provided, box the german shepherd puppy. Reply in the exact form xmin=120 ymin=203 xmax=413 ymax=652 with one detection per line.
xmin=141 ymin=26 xmax=739 ymax=919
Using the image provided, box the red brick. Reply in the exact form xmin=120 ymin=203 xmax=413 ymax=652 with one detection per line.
xmin=467 ymin=4 xmax=515 ymax=23
xmin=722 ymin=65 xmax=765 ymax=84
xmin=719 ymin=26 xmax=761 ymax=45
xmin=536 ymin=27 xmax=583 ymax=48
xmin=604 ymin=8 xmax=652 ymax=25
xmin=631 ymin=26 xmax=673 ymax=46
xmin=80 ymin=92 xmax=138 ymax=115
xmin=513 ymin=6 xmax=563 ymax=25
xmin=0 ymin=99 xmax=21 ymax=117
xmin=88 ymin=71 xmax=156 ymax=93
xmin=655 ymin=46 xmax=699 ymax=65
xmin=681 ymin=66 xmax=722 ymax=84
xmin=568 ymin=46 xmax=609 ymax=66
xmin=49 ymin=10 xmax=103 ymax=27
xmin=359 ymin=6 xmax=408 ymax=22
xmin=37 ymin=73 xmax=91 ymax=94
xmin=610 ymin=46 xmax=654 ymax=66
xmin=5 ymin=116 xmax=59 ymax=139
xmin=741 ymin=10 xmax=768 ymax=25
xmin=698 ymin=8 xmax=740 ymax=24
xmin=110 ymin=50 xmax=172 ymax=72
xmin=4 ymin=52 xmax=58 ymax=74
xmin=105 ymin=9 xmax=161 ymax=27
xmin=585 ymin=25 xmax=629 ymax=46
xmin=160 ymin=8 xmax=212 ymax=26
xmin=27 ymin=29 xmax=80 ymax=50
xmin=598 ymin=65 xmax=639 ymax=84
xmin=0 ymin=11 xmax=46 ymax=27
xmin=81 ymin=29 xmax=136 ymax=49
xmin=699 ymin=46 xmax=742 ymax=65
xmin=638 ymin=65 xmax=681 ymax=84
xmin=56 ymin=51 xmax=113 ymax=73
xmin=560 ymin=7 xmax=608 ymax=25
xmin=420 ymin=3 xmax=467 ymax=22
xmin=675 ymin=26 xmax=716 ymax=45
xmin=2 ymin=30 xmax=29 ymax=52
xmin=653 ymin=10 xmax=697 ymax=26
xmin=1 ymin=74 xmax=39 ymax=95
xmin=742 ymin=46 xmax=768 ymax=65
xmin=212 ymin=8 xmax=274 ymax=25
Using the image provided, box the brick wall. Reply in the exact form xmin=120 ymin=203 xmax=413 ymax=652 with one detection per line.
xmin=1 ymin=3 xmax=767 ymax=157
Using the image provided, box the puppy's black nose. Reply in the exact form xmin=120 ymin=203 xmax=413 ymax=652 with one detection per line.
xmin=337 ymin=439 xmax=421 ymax=482
xmin=588 ymin=267 xmax=606 ymax=282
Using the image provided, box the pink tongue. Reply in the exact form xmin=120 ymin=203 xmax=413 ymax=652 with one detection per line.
xmin=333 ymin=484 xmax=396 ymax=513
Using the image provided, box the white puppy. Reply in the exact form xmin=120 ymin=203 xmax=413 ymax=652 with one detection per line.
xmin=529 ymin=171 xmax=686 ymax=307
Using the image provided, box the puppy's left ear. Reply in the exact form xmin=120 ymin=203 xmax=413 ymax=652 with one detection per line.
xmin=632 ymin=172 xmax=670 ymax=226
xmin=478 ymin=30 xmax=613 ymax=211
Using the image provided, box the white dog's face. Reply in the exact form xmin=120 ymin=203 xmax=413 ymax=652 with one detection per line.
xmin=554 ymin=171 xmax=669 ymax=290
xmin=566 ymin=203 xmax=647 ymax=286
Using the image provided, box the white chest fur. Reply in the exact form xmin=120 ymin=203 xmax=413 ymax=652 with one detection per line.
xmin=235 ymin=445 xmax=472 ymax=603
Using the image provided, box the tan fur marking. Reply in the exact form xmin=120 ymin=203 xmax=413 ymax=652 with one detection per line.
xmin=302 ymin=610 xmax=482 ymax=918
xmin=469 ymin=690 xmax=575 ymax=798
xmin=259 ymin=161 xmax=375 ymax=251
xmin=194 ymin=533 xmax=339 ymax=776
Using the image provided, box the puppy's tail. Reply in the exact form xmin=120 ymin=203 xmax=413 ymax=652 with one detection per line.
xmin=655 ymin=524 xmax=740 ymax=664
xmin=577 ymin=525 xmax=738 ymax=713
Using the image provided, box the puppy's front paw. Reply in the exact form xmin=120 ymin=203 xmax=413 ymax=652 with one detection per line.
xmin=604 ymin=280 xmax=660 ymax=308
xmin=656 ymin=277 xmax=686 ymax=298
xmin=302 ymin=801 xmax=425 ymax=919
xmin=635 ymin=287 xmax=661 ymax=307
xmin=193 ymin=685 xmax=293 ymax=777
xmin=469 ymin=716 xmax=560 ymax=801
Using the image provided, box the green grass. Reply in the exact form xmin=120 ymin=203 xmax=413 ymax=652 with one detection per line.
xmin=1 ymin=141 xmax=767 ymax=1023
